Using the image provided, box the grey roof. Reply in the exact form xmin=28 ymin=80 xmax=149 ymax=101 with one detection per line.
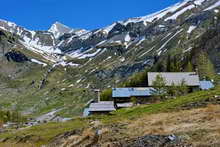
xmin=148 ymin=72 xmax=200 ymax=86
xmin=199 ymin=80 xmax=214 ymax=90
xmin=112 ymin=87 xmax=154 ymax=98
xmin=88 ymin=101 xmax=116 ymax=112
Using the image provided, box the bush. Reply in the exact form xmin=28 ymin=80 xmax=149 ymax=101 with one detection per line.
xmin=131 ymin=96 xmax=138 ymax=105
xmin=0 ymin=110 xmax=27 ymax=123
xmin=100 ymin=89 xmax=112 ymax=101
xmin=167 ymin=80 xmax=189 ymax=97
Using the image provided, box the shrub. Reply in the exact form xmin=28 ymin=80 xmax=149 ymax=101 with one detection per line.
xmin=100 ymin=89 xmax=112 ymax=101
xmin=131 ymin=97 xmax=138 ymax=105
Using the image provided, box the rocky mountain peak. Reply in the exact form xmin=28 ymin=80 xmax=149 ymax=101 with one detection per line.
xmin=48 ymin=21 xmax=73 ymax=39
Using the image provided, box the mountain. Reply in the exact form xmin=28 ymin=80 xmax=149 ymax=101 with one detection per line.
xmin=1 ymin=0 xmax=220 ymax=62
xmin=0 ymin=0 xmax=220 ymax=117
xmin=48 ymin=22 xmax=73 ymax=39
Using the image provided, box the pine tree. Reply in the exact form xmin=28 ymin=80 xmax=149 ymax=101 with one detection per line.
xmin=173 ymin=56 xmax=181 ymax=72
xmin=150 ymin=74 xmax=167 ymax=99
xmin=186 ymin=61 xmax=194 ymax=72
xmin=197 ymin=51 xmax=215 ymax=79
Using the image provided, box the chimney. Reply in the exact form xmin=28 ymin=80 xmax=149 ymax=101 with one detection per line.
xmin=94 ymin=89 xmax=101 ymax=102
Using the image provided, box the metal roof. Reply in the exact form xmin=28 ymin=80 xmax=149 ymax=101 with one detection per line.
xmin=88 ymin=101 xmax=116 ymax=112
xmin=148 ymin=72 xmax=200 ymax=86
xmin=112 ymin=87 xmax=154 ymax=98
xmin=199 ymin=80 xmax=214 ymax=90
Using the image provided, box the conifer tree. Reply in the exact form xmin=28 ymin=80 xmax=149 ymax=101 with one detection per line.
xmin=150 ymin=74 xmax=167 ymax=99
xmin=197 ymin=51 xmax=215 ymax=79
xmin=186 ymin=61 xmax=194 ymax=72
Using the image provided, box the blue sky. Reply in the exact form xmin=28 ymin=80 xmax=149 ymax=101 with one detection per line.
xmin=1 ymin=0 xmax=180 ymax=30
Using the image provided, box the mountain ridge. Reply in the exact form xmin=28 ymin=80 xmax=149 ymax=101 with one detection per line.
xmin=0 ymin=0 xmax=219 ymax=63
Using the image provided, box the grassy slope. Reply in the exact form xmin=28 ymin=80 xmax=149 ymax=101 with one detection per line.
xmin=0 ymin=60 xmax=94 ymax=117
xmin=0 ymin=87 xmax=220 ymax=146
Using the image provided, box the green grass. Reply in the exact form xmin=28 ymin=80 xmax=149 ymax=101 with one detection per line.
xmin=0 ymin=119 xmax=88 ymax=146
xmin=98 ymin=87 xmax=220 ymax=123
xmin=0 ymin=87 xmax=220 ymax=146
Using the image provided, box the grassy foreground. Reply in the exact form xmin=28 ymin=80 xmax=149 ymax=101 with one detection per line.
xmin=0 ymin=87 xmax=220 ymax=146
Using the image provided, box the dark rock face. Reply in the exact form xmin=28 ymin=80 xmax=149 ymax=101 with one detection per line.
xmin=34 ymin=31 xmax=55 ymax=46
xmin=108 ymin=23 xmax=128 ymax=38
xmin=59 ymin=37 xmax=83 ymax=52
xmin=93 ymin=58 xmax=154 ymax=80
xmin=0 ymin=30 xmax=7 ymax=37
xmin=0 ymin=30 xmax=17 ymax=56
xmin=123 ymin=135 xmax=191 ymax=147
xmin=5 ymin=50 xmax=29 ymax=62
xmin=60 ymin=31 xmax=106 ymax=52
xmin=112 ymin=62 xmax=152 ymax=78
xmin=185 ymin=12 xmax=212 ymax=26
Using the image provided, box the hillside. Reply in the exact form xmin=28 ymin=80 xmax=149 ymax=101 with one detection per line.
xmin=0 ymin=87 xmax=220 ymax=146
xmin=0 ymin=0 xmax=220 ymax=120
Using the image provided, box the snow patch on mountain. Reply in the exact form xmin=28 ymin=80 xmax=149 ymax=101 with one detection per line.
xmin=122 ymin=0 xmax=191 ymax=25
xmin=214 ymin=9 xmax=219 ymax=13
xmin=103 ymin=23 xmax=117 ymax=34
xmin=53 ymin=61 xmax=79 ymax=67
xmin=125 ymin=34 xmax=131 ymax=42
xmin=0 ymin=19 xmax=27 ymax=36
xmin=31 ymin=59 xmax=47 ymax=67
xmin=194 ymin=0 xmax=206 ymax=5
xmin=187 ymin=26 xmax=197 ymax=34
xmin=140 ymin=46 xmax=155 ymax=58
xmin=136 ymin=36 xmax=146 ymax=46
xmin=78 ymin=49 xmax=102 ymax=59
xmin=20 ymin=36 xmax=61 ymax=55
xmin=165 ymin=4 xmax=195 ymax=20
xmin=79 ymin=31 xmax=93 ymax=40
xmin=73 ymin=29 xmax=89 ymax=36
xmin=204 ymin=1 xmax=220 ymax=11
xmin=67 ymin=47 xmax=102 ymax=59
xmin=157 ymin=29 xmax=183 ymax=55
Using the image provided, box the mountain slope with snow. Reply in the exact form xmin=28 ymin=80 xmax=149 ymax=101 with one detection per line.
xmin=0 ymin=0 xmax=219 ymax=63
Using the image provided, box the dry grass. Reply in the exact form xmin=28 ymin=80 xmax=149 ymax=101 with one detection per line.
xmin=0 ymin=143 xmax=35 ymax=147
xmin=117 ymin=105 xmax=220 ymax=146
xmin=81 ymin=128 xmax=95 ymax=138
xmin=205 ymin=104 xmax=218 ymax=112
